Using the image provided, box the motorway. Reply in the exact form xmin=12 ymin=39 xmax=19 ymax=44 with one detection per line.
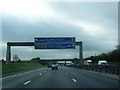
xmin=1 ymin=66 xmax=119 ymax=88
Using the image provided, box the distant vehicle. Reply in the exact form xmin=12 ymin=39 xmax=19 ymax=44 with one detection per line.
xmin=66 ymin=63 xmax=73 ymax=66
xmin=66 ymin=63 xmax=70 ymax=66
xmin=98 ymin=60 xmax=108 ymax=66
xmin=84 ymin=60 xmax=92 ymax=65
xmin=51 ymin=64 xmax=58 ymax=70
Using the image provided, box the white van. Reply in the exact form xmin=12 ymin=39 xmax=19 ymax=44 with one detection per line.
xmin=98 ymin=60 xmax=108 ymax=66
xmin=84 ymin=60 xmax=92 ymax=65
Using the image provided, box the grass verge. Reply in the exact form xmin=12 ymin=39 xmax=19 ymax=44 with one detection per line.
xmin=2 ymin=62 xmax=45 ymax=74
xmin=108 ymin=61 xmax=120 ymax=66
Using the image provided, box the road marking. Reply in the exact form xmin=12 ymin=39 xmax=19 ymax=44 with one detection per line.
xmin=45 ymin=71 xmax=46 ymax=72
xmin=72 ymin=79 xmax=77 ymax=82
xmin=65 ymin=72 xmax=68 ymax=75
xmin=24 ymin=81 xmax=31 ymax=85
xmin=40 ymin=74 xmax=42 ymax=76
xmin=1 ymin=68 xmax=45 ymax=80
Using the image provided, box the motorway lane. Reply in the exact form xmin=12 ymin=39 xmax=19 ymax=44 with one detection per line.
xmin=61 ymin=67 xmax=118 ymax=88
xmin=2 ymin=68 xmax=49 ymax=88
xmin=2 ymin=66 xmax=118 ymax=88
xmin=24 ymin=68 xmax=77 ymax=88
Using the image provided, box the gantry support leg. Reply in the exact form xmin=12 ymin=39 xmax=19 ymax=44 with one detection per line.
xmin=6 ymin=45 xmax=11 ymax=64
xmin=75 ymin=42 xmax=83 ymax=64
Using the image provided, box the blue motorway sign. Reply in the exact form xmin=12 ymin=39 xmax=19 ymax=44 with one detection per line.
xmin=34 ymin=37 xmax=75 ymax=49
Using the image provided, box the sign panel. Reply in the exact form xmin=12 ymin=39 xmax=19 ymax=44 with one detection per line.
xmin=34 ymin=37 xmax=75 ymax=49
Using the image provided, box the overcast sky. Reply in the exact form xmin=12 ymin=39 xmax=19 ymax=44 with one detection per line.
xmin=1 ymin=0 xmax=118 ymax=61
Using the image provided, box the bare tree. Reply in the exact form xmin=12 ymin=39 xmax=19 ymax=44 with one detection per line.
xmin=13 ymin=54 xmax=19 ymax=61
xmin=116 ymin=44 xmax=120 ymax=51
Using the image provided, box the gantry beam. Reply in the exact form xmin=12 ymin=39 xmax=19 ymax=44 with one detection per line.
xmin=6 ymin=42 xmax=83 ymax=64
xmin=7 ymin=42 xmax=34 ymax=46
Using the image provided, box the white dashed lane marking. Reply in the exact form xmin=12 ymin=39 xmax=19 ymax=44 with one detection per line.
xmin=24 ymin=81 xmax=31 ymax=85
xmin=72 ymin=79 xmax=77 ymax=82
xmin=65 ymin=72 xmax=68 ymax=75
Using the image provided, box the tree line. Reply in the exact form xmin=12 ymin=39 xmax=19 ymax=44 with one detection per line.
xmin=1 ymin=44 xmax=119 ymax=64
xmin=84 ymin=44 xmax=120 ymax=63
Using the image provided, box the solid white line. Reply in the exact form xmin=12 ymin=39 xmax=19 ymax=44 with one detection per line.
xmin=24 ymin=81 xmax=31 ymax=85
xmin=72 ymin=78 xmax=77 ymax=82
xmin=1 ymin=68 xmax=45 ymax=80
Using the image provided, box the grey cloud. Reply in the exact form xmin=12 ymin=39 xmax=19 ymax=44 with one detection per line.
xmin=1 ymin=2 xmax=118 ymax=60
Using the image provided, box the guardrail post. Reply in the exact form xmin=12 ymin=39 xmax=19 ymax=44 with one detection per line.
xmin=65 ymin=61 xmax=66 ymax=66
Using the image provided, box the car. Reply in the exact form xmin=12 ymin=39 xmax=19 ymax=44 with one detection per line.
xmin=51 ymin=64 xmax=58 ymax=70
xmin=98 ymin=60 xmax=108 ymax=66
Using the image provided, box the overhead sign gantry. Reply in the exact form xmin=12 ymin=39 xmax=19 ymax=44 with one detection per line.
xmin=34 ymin=37 xmax=75 ymax=49
xmin=6 ymin=37 xmax=83 ymax=64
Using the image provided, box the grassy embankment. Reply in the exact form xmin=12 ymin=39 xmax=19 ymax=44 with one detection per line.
xmin=2 ymin=62 xmax=45 ymax=74
xmin=108 ymin=61 xmax=120 ymax=66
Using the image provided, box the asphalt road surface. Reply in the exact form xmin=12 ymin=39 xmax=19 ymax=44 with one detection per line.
xmin=1 ymin=66 xmax=119 ymax=88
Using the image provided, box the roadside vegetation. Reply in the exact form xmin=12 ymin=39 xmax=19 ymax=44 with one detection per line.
xmin=1 ymin=57 xmax=57 ymax=74
xmin=2 ymin=62 xmax=45 ymax=74
xmin=84 ymin=44 xmax=120 ymax=66
xmin=1 ymin=57 xmax=47 ymax=74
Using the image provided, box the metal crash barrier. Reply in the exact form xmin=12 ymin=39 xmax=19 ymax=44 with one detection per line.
xmin=68 ymin=64 xmax=120 ymax=75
